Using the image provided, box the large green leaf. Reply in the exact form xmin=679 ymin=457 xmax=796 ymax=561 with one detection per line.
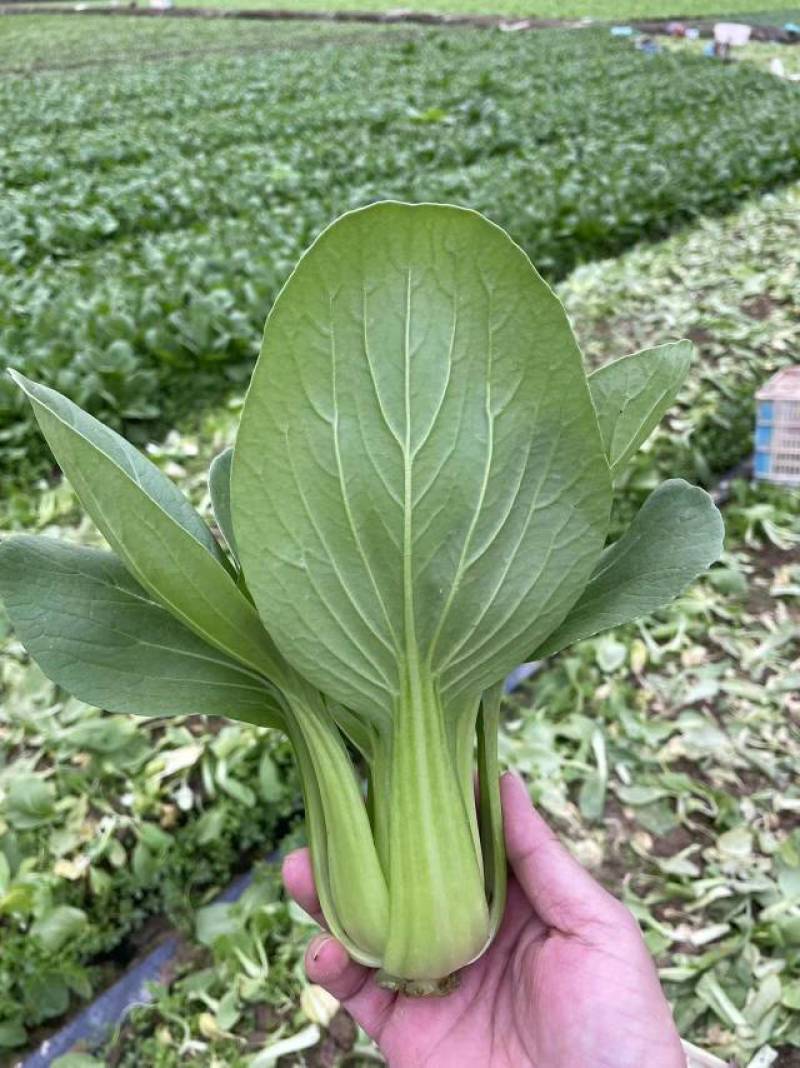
xmin=0 ymin=535 xmax=283 ymax=727
xmin=587 ymin=341 xmax=692 ymax=476
xmin=10 ymin=372 xmax=280 ymax=679
xmin=534 ymin=479 xmax=724 ymax=657
xmin=233 ymin=202 xmax=612 ymax=716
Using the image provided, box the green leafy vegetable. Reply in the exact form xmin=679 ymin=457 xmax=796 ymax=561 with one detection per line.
xmin=535 ymin=479 xmax=724 ymax=657
xmin=0 ymin=535 xmax=283 ymax=726
xmin=0 ymin=202 xmax=723 ymax=992
xmin=8 ymin=371 xmax=277 ymax=681
xmin=587 ymin=341 xmax=692 ymax=477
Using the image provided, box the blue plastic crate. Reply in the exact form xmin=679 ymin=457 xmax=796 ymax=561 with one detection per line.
xmin=754 ymin=425 xmax=772 ymax=449
xmin=755 ymin=367 xmax=800 ymax=485
xmin=754 ymin=451 xmax=772 ymax=478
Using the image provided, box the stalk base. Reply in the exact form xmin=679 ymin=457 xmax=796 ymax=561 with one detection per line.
xmin=375 ymin=971 xmax=460 ymax=998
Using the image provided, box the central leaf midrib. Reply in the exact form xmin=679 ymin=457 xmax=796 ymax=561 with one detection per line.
xmin=426 ymin=288 xmax=495 ymax=674
xmin=402 ymin=266 xmax=418 ymax=674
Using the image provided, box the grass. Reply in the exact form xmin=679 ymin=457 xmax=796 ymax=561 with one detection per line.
xmin=3 ymin=1 xmax=800 ymax=21
xmin=734 ymin=7 xmax=800 ymax=20
xmin=156 ymin=0 xmax=800 ymax=20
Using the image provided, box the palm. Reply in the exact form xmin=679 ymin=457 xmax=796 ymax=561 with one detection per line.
xmin=283 ymin=774 xmax=685 ymax=1068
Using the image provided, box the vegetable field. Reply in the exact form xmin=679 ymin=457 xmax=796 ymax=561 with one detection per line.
xmin=0 ymin=13 xmax=799 ymax=1068
xmin=3 ymin=20 xmax=800 ymax=494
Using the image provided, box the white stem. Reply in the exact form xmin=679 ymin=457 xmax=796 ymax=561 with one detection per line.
xmin=682 ymin=1039 xmax=729 ymax=1068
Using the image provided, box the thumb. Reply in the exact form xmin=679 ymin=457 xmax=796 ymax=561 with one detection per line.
xmin=283 ymin=850 xmax=396 ymax=1039
xmin=501 ymin=772 xmax=633 ymax=935
xmin=304 ymin=935 xmax=395 ymax=1041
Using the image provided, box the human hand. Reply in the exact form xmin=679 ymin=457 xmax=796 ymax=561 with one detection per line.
xmin=282 ymin=772 xmax=686 ymax=1068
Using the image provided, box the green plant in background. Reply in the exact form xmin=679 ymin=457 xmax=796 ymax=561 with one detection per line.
xmin=0 ymin=202 xmax=723 ymax=992
xmin=4 ymin=24 xmax=800 ymax=493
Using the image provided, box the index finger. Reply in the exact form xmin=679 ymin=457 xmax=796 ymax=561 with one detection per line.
xmin=282 ymin=847 xmax=326 ymax=927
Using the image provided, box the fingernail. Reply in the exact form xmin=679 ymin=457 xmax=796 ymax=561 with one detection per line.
xmin=310 ymin=935 xmax=331 ymax=962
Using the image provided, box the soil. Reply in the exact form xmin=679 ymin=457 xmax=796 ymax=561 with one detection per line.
xmin=597 ymin=798 xmax=644 ymax=887
xmin=685 ymin=327 xmax=715 ymax=348
xmin=244 ymin=1003 xmax=283 ymax=1050
xmin=740 ymin=294 xmax=775 ymax=321
xmin=744 ymin=542 xmax=799 ymax=616
xmin=650 ymin=824 xmax=695 ymax=858
xmin=301 ymin=1010 xmax=358 ymax=1068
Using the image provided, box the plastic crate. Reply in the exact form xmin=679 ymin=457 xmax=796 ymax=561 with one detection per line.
xmin=754 ymin=366 xmax=800 ymax=485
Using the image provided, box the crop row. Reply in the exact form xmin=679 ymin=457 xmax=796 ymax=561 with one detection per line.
xmin=0 ymin=16 xmax=375 ymax=78
xmin=4 ymin=32 xmax=798 ymax=270
xmin=2 ymin=25 xmax=800 ymax=485
xmin=3 ymin=178 xmax=797 ymax=542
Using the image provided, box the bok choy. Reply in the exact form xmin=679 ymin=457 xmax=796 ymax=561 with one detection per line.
xmin=0 ymin=202 xmax=723 ymax=993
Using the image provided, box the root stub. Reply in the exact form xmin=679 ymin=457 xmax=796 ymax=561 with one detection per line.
xmin=375 ymin=971 xmax=460 ymax=997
